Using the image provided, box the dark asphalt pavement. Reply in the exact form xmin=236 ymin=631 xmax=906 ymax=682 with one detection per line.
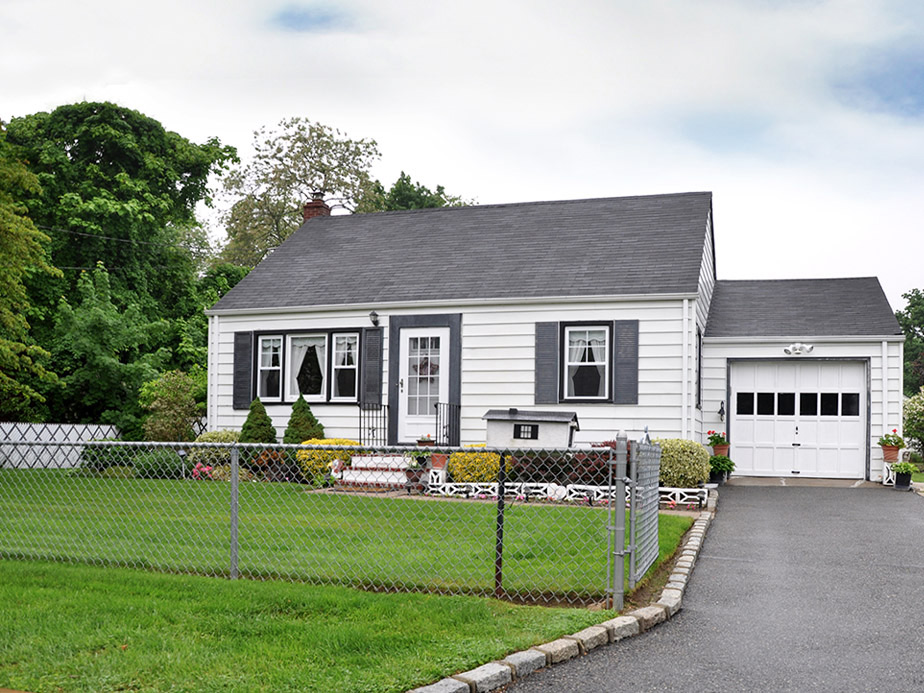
xmin=508 ymin=486 xmax=924 ymax=692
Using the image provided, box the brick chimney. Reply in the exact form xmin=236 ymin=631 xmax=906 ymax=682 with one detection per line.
xmin=303 ymin=192 xmax=330 ymax=221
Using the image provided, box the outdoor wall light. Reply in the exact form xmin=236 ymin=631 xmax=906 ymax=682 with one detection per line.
xmin=783 ymin=342 xmax=814 ymax=355
xmin=718 ymin=400 xmax=725 ymax=422
xmin=369 ymin=310 xmax=380 ymax=326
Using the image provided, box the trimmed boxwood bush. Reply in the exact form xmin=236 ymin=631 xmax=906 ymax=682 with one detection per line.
xmin=134 ymin=449 xmax=191 ymax=479
xmin=656 ymin=438 xmax=710 ymax=487
xmin=295 ymin=438 xmax=360 ymax=486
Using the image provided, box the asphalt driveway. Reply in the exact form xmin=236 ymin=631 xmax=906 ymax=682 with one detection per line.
xmin=508 ymin=485 xmax=924 ymax=692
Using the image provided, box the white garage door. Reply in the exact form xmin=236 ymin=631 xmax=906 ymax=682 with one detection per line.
xmin=730 ymin=361 xmax=867 ymax=479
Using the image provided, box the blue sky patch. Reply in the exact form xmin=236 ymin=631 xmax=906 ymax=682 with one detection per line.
xmin=270 ymin=4 xmax=349 ymax=32
xmin=835 ymin=45 xmax=924 ymax=118
xmin=677 ymin=112 xmax=772 ymax=153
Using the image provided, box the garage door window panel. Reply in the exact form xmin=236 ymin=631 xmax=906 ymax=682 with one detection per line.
xmin=757 ymin=392 xmax=775 ymax=415
xmin=841 ymin=393 xmax=860 ymax=417
xmin=737 ymin=392 xmax=754 ymax=415
xmin=800 ymin=393 xmax=818 ymax=416
xmin=777 ymin=393 xmax=795 ymax=416
xmin=820 ymin=393 xmax=839 ymax=416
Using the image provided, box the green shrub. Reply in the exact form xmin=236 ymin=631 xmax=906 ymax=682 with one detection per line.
xmin=656 ymin=438 xmax=710 ymax=488
xmin=79 ymin=439 xmax=128 ymax=471
xmin=507 ymin=450 xmax=569 ymax=484
xmin=448 ymin=447 xmax=504 ymax=483
xmin=283 ymin=395 xmax=324 ymax=444
xmin=134 ymin=449 xmax=191 ymax=479
xmin=187 ymin=430 xmax=241 ymax=470
xmin=140 ymin=370 xmax=200 ymax=442
xmin=295 ymin=438 xmax=360 ymax=486
xmin=100 ymin=465 xmax=134 ymax=479
xmin=709 ymin=455 xmax=735 ymax=473
xmin=904 ymin=386 xmax=924 ymax=453
xmin=240 ymin=399 xmax=278 ymax=444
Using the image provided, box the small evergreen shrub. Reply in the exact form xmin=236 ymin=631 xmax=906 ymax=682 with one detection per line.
xmin=240 ymin=399 xmax=278 ymax=444
xmin=448 ymin=446 xmax=504 ymax=483
xmin=656 ymin=438 xmax=710 ymax=488
xmin=134 ymin=449 xmax=190 ymax=479
xmin=295 ymin=438 xmax=360 ymax=486
xmin=187 ymin=430 xmax=241 ymax=470
xmin=79 ymin=439 xmax=127 ymax=472
xmin=283 ymin=395 xmax=324 ymax=444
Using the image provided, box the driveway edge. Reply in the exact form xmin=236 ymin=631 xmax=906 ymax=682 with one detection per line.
xmin=408 ymin=490 xmax=718 ymax=693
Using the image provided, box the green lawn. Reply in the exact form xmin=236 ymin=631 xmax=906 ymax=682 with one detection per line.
xmin=0 ymin=559 xmax=607 ymax=693
xmin=912 ymin=470 xmax=924 ymax=483
xmin=0 ymin=470 xmax=693 ymax=603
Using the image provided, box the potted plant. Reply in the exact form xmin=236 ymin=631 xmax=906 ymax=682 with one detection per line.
xmin=707 ymin=430 xmax=729 ymax=457
xmin=709 ymin=454 xmax=735 ymax=485
xmin=878 ymin=429 xmax=905 ymax=462
xmin=417 ymin=434 xmax=434 ymax=446
xmin=890 ymin=461 xmax=916 ymax=490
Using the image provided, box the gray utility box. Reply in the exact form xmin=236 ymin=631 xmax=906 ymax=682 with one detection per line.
xmin=483 ymin=409 xmax=580 ymax=448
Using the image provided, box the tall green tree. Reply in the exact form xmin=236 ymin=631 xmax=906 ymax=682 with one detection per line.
xmin=4 ymin=102 xmax=236 ymax=332
xmin=218 ymin=118 xmax=380 ymax=266
xmin=897 ymin=288 xmax=924 ymax=396
xmin=49 ymin=263 xmax=169 ymax=438
xmin=0 ymin=127 xmax=61 ymax=420
xmin=356 ymin=171 xmax=469 ymax=213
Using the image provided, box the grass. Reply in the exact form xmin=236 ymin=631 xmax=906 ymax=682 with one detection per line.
xmin=0 ymin=471 xmax=694 ymax=601
xmin=0 ymin=559 xmax=607 ymax=693
xmin=912 ymin=470 xmax=924 ymax=483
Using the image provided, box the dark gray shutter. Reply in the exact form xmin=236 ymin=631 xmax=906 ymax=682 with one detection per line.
xmin=361 ymin=327 xmax=383 ymax=405
xmin=232 ymin=331 xmax=254 ymax=410
xmin=612 ymin=320 xmax=639 ymax=404
xmin=534 ymin=322 xmax=560 ymax=404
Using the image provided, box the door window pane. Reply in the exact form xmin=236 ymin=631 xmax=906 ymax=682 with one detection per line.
xmin=737 ymin=392 xmax=754 ymax=415
xmin=757 ymin=392 xmax=775 ymax=415
xmin=841 ymin=393 xmax=860 ymax=417
xmin=408 ymin=335 xmax=441 ymax=415
xmin=777 ymin=393 xmax=795 ymax=416
xmin=820 ymin=393 xmax=839 ymax=416
xmin=800 ymin=393 xmax=817 ymax=416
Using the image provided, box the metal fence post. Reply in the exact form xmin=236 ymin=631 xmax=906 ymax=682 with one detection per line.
xmin=494 ymin=451 xmax=506 ymax=599
xmin=607 ymin=433 xmax=629 ymax=610
xmin=230 ymin=444 xmax=239 ymax=580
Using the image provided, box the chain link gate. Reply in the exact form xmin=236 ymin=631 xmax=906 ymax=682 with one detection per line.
xmin=628 ymin=436 xmax=662 ymax=589
xmin=0 ymin=426 xmax=660 ymax=610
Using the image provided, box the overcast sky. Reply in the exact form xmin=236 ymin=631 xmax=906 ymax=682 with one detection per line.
xmin=2 ymin=0 xmax=922 ymax=311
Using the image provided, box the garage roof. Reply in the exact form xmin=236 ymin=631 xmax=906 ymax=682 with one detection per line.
xmin=705 ymin=278 xmax=902 ymax=337
xmin=209 ymin=192 xmax=713 ymax=312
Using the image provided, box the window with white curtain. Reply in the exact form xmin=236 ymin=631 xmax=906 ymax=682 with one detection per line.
xmin=258 ymin=336 xmax=282 ymax=401
xmin=563 ymin=326 xmax=609 ymax=399
xmin=286 ymin=334 xmax=327 ymax=401
xmin=332 ymin=333 xmax=359 ymax=400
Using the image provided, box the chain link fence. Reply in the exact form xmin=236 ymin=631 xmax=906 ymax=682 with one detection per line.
xmin=0 ymin=430 xmax=659 ymax=608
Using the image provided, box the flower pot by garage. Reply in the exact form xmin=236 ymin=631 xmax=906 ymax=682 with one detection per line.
xmin=709 ymin=470 xmax=725 ymax=485
xmin=712 ymin=444 xmax=730 ymax=457
xmin=881 ymin=445 xmax=900 ymax=462
xmin=430 ymin=452 xmax=449 ymax=469
xmin=894 ymin=471 xmax=912 ymax=490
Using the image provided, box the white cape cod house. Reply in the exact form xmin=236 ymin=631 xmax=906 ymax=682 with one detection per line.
xmin=205 ymin=192 xmax=904 ymax=482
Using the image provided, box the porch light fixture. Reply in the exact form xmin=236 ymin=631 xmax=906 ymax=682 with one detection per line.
xmin=718 ymin=400 xmax=725 ymax=422
xmin=783 ymin=342 xmax=814 ymax=355
xmin=368 ymin=310 xmax=379 ymax=326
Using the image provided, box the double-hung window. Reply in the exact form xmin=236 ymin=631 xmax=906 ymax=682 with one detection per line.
xmin=332 ymin=334 xmax=359 ymax=400
xmin=563 ymin=325 xmax=610 ymax=400
xmin=258 ymin=336 xmax=283 ymax=401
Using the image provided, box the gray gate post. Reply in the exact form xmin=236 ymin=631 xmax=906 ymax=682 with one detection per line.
xmin=494 ymin=451 xmax=507 ymax=600
xmin=607 ymin=433 xmax=629 ymax=610
xmin=230 ymin=444 xmax=240 ymax=580
xmin=628 ymin=436 xmax=638 ymax=586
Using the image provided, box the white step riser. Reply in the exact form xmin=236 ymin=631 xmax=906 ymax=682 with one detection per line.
xmin=341 ymin=469 xmax=407 ymax=487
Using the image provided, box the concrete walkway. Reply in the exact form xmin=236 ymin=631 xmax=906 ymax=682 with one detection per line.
xmin=507 ymin=484 xmax=924 ymax=692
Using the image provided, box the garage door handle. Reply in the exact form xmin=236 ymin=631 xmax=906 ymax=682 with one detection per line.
xmin=792 ymin=443 xmax=801 ymax=447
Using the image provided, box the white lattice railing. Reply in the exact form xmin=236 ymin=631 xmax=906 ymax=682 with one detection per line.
xmin=426 ymin=469 xmax=707 ymax=507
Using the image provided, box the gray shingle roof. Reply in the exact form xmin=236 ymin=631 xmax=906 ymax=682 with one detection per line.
xmin=209 ymin=192 xmax=712 ymax=312
xmin=705 ymin=278 xmax=901 ymax=337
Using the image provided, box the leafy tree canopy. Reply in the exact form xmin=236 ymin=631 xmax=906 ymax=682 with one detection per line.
xmin=49 ymin=263 xmax=169 ymax=439
xmin=356 ymin=171 xmax=469 ymax=213
xmin=5 ymin=101 xmax=236 ymax=326
xmin=0 ymin=127 xmax=61 ymax=419
xmin=219 ymin=118 xmax=380 ymax=266
xmin=897 ymin=288 xmax=924 ymax=396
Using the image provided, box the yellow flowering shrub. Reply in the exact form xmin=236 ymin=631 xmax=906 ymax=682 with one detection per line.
xmin=295 ymin=438 xmax=360 ymax=485
xmin=448 ymin=445 xmax=505 ymax=483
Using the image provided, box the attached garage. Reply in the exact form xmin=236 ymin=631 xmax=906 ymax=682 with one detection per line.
xmin=729 ymin=360 xmax=867 ymax=478
xmin=702 ymin=278 xmax=904 ymax=482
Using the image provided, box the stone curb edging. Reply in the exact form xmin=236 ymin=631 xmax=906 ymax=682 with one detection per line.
xmin=408 ymin=490 xmax=718 ymax=693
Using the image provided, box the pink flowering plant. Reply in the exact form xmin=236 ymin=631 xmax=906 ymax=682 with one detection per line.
xmin=706 ymin=430 xmax=728 ymax=446
xmin=192 ymin=462 xmax=213 ymax=480
xmin=877 ymin=429 xmax=905 ymax=448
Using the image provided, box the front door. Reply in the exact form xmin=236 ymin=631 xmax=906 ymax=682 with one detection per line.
xmin=398 ymin=327 xmax=450 ymax=443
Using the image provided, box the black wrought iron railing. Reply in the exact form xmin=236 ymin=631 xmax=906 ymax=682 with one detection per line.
xmin=358 ymin=402 xmax=388 ymax=446
xmin=434 ymin=402 xmax=461 ymax=447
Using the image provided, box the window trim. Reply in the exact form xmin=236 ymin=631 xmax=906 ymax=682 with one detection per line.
xmin=330 ymin=332 xmax=360 ymax=402
xmin=560 ymin=322 xmax=613 ymax=403
xmin=254 ymin=329 xmax=361 ymax=405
